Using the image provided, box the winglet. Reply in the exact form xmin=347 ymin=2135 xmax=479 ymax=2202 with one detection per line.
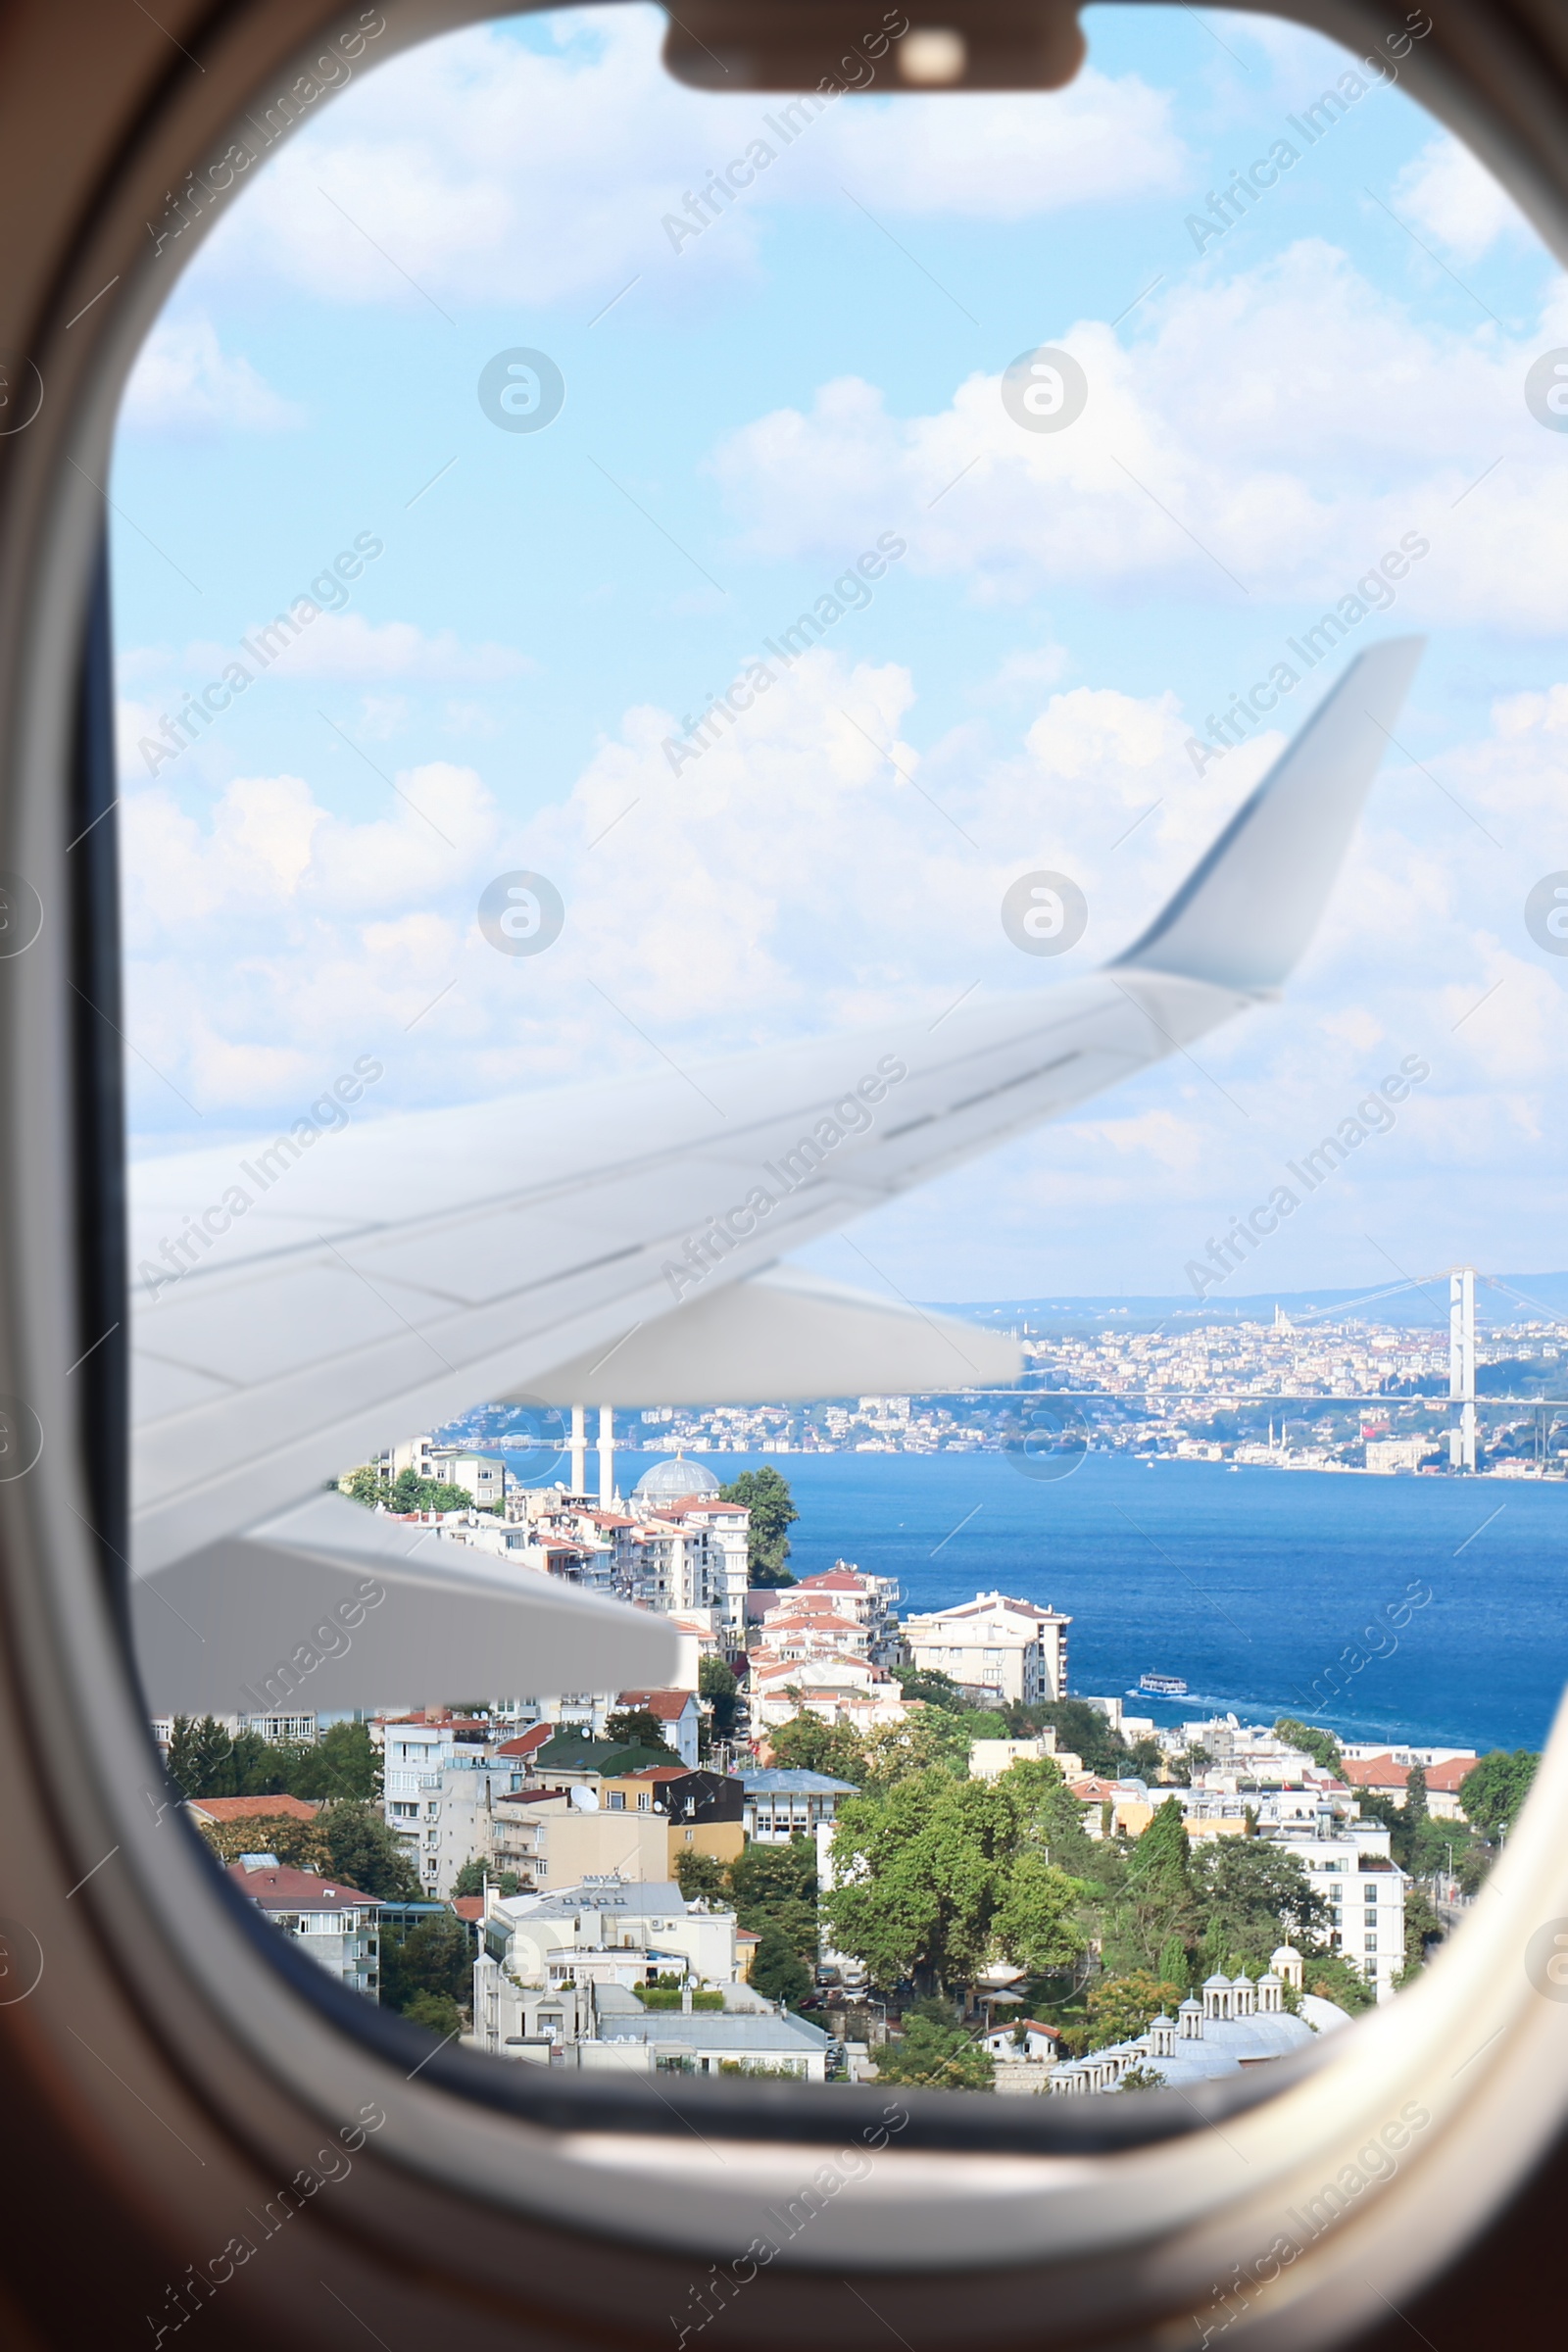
xmin=1113 ymin=637 xmax=1424 ymax=994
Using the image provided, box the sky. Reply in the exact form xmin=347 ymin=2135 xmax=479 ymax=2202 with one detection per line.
xmin=109 ymin=2 xmax=1568 ymax=1304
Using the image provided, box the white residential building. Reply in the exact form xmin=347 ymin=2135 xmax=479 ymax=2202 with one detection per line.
xmin=226 ymin=1860 xmax=381 ymax=1999
xmin=472 ymin=1877 xmax=740 ymax=2038
xmin=902 ymin=1592 xmax=1070 ymax=1707
xmin=749 ymin=1653 xmax=907 ymax=1733
xmin=1267 ymin=1825 xmax=1408 ymax=2002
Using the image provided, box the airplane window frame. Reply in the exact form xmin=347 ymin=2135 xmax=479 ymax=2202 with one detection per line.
xmin=6 ymin=0 xmax=1568 ymax=2338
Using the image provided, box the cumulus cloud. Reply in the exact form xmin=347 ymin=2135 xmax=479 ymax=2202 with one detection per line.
xmin=119 ymin=316 xmax=304 ymax=434
xmin=118 ymin=629 xmax=1568 ymax=1291
xmin=1392 ymin=134 xmax=1531 ymax=266
xmin=707 ymin=239 xmax=1568 ymax=632
xmin=184 ymin=6 xmax=1186 ymax=313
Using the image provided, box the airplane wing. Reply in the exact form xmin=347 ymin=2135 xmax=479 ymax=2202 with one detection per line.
xmin=127 ymin=639 xmax=1422 ymax=1691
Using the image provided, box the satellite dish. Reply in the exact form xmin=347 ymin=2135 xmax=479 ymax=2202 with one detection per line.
xmin=569 ymin=1785 xmax=599 ymax=1811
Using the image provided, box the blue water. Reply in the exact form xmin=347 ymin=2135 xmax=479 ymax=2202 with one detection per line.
xmin=615 ymin=1450 xmax=1568 ymax=1753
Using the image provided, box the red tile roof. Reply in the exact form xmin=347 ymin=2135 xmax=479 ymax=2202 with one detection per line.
xmin=450 ymin=1896 xmax=485 ymax=1923
xmin=616 ymin=1690 xmax=697 ymax=1718
xmin=226 ymin=1863 xmax=379 ymax=1911
xmin=497 ymin=1725 xmax=555 ymax=1757
xmin=187 ymin=1793 xmax=321 ymax=1822
xmin=1342 ymin=1753 xmax=1473 ymax=1795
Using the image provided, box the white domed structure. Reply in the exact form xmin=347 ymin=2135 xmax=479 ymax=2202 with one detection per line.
xmin=631 ymin=1449 xmax=721 ymax=1505
xmin=1049 ymin=1961 xmax=1352 ymax=2096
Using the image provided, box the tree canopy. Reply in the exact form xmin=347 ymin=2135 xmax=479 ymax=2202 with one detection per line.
xmin=319 ymin=1802 xmax=421 ymax=1901
xmin=1273 ymin=1718 xmax=1346 ymax=1776
xmin=165 ymin=1716 xmax=381 ymax=1804
xmin=718 ymin=1467 xmax=799 ymax=1586
xmin=699 ymin=1654 xmax=740 ymax=1738
xmin=874 ymin=2008 xmax=995 ymax=2092
xmin=605 ymin=1708 xmax=678 ymax=1753
xmin=824 ymin=1764 xmax=1085 ymax=1997
xmin=1459 ymin=1748 xmax=1540 ymax=1839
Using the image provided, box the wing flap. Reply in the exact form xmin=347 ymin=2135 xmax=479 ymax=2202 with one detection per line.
xmin=133 ymin=1491 xmax=677 ymax=1717
xmin=524 ymin=1265 xmax=1022 ymax=1405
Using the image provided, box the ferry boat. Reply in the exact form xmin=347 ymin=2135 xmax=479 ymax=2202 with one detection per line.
xmin=1130 ymin=1671 xmax=1188 ymax=1697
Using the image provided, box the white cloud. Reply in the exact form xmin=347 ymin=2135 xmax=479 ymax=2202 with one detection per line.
xmin=706 ymin=239 xmax=1568 ymax=632
xmin=183 ymin=7 xmax=1186 ymax=313
xmin=1392 ymin=134 xmax=1529 ymax=266
xmin=119 ymin=316 xmax=303 ymax=434
xmin=219 ymin=613 xmax=536 ymax=684
xmin=118 ymin=636 xmax=1568 ymax=1294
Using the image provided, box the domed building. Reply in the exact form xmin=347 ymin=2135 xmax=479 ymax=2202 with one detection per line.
xmin=1048 ymin=1947 xmax=1352 ymax=2096
xmin=631 ymin=1450 xmax=722 ymax=1506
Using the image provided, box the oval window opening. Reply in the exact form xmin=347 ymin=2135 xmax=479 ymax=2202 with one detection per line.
xmin=109 ymin=0 xmax=1565 ymax=2132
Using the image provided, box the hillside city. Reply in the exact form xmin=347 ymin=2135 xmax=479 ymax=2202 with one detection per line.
xmin=156 ymin=1441 xmax=1538 ymax=2097
xmin=427 ymin=1306 xmax=1565 ymax=1476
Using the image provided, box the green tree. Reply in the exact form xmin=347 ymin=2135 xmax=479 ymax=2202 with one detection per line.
xmin=1191 ymin=1839 xmax=1327 ymax=1976
xmin=990 ymin=1850 xmax=1089 ymax=1979
xmin=673 ymin=1849 xmax=729 ymax=1905
xmin=1396 ymin=1886 xmax=1442 ymax=1986
xmin=321 ymin=1802 xmax=420 ymax=1901
xmin=766 ymin=1712 xmax=867 ymax=1784
xmin=381 ymin=1912 xmax=471 ymax=2014
xmin=450 ymin=1859 xmax=519 ymax=1898
xmin=728 ymin=1835 xmax=819 ymax=1958
xmin=1058 ymin=1969 xmax=1185 ymax=2056
xmin=1083 ymin=1969 xmax=1184 ymax=2050
xmin=385 ymin=1467 xmax=477 ymax=1516
xmin=1274 ymin=1718 xmax=1346 ymax=1776
xmin=199 ymin=1813 xmax=330 ymax=1870
xmin=605 ymin=1708 xmax=675 ymax=1753
xmin=401 ymin=1990 xmax=463 ymax=2036
xmin=287 ymin=1720 xmax=382 ymax=1801
xmin=1005 ymin=1698 xmax=1126 ymax=1779
xmin=699 ymin=1655 xmax=740 ymax=1739
xmin=1113 ymin=1796 xmax=1195 ymax=1971
xmin=826 ymin=1771 xmax=1081 ymax=1997
xmin=1156 ymin=1934 xmax=1191 ymax=1994
xmin=875 ymin=2012 xmax=994 ymax=2092
xmin=718 ymin=1467 xmax=799 ymax=1586
xmin=1301 ymin=1951 xmax=1377 ymax=2015
xmin=892 ymin=1666 xmax=966 ymax=1713
xmin=166 ymin=1715 xmax=239 ymax=1800
xmin=1459 ymin=1748 xmax=1540 ymax=1839
xmin=1404 ymin=1763 xmax=1429 ymax=1828
xmin=342 ymin=1464 xmax=385 ymax=1506
xmin=1119 ymin=2065 xmax=1167 ymax=2092
xmin=750 ymin=1929 xmax=811 ymax=2007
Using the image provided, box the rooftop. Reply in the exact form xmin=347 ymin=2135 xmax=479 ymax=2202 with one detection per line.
xmin=741 ymin=1770 xmax=861 ymax=1795
xmin=593 ymin=2011 xmax=831 ymax=2053
xmin=186 ymin=1793 xmax=321 ymax=1823
xmin=226 ymin=1863 xmax=380 ymax=1913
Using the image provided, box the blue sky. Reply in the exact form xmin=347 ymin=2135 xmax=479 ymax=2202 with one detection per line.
xmin=110 ymin=4 xmax=1568 ymax=1301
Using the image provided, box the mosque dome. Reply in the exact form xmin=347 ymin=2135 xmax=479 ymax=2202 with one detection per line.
xmin=632 ymin=1449 xmax=721 ymax=1503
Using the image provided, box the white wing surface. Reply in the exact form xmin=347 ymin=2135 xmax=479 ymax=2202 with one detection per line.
xmin=127 ymin=640 xmax=1423 ymax=1684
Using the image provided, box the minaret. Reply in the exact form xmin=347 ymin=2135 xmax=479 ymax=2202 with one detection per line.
xmin=569 ymin=1403 xmax=587 ymax=1496
xmin=597 ymin=1404 xmax=614 ymax=1505
xmin=1448 ymin=1268 xmax=1476 ymax=1471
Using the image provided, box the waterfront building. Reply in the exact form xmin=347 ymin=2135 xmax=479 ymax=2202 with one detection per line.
xmin=902 ymin=1591 xmax=1070 ymax=1707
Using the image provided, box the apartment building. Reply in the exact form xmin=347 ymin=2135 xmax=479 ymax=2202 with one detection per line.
xmin=902 ymin=1592 xmax=1071 ymax=1706
xmin=1269 ymin=1824 xmax=1409 ymax=2002
xmin=226 ymin=1860 xmax=380 ymax=1999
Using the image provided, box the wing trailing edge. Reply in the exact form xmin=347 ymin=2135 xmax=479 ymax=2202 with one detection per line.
xmin=523 ymin=1264 xmax=1022 ymax=1406
xmin=132 ymin=1491 xmax=678 ymax=1717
